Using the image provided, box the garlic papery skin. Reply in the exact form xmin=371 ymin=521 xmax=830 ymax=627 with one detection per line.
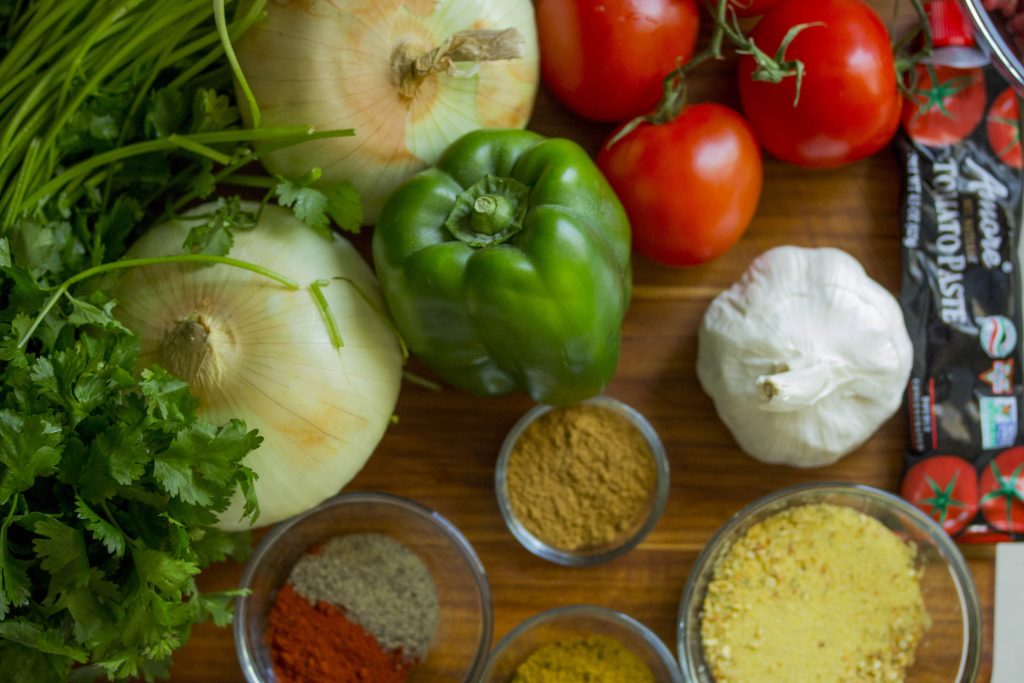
xmin=235 ymin=0 xmax=539 ymax=223
xmin=113 ymin=203 xmax=403 ymax=529
xmin=696 ymin=246 xmax=913 ymax=468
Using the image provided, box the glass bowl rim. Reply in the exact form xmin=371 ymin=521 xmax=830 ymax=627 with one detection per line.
xmin=963 ymin=0 xmax=1024 ymax=94
xmin=494 ymin=395 xmax=670 ymax=567
xmin=675 ymin=481 xmax=983 ymax=683
xmin=233 ymin=490 xmax=494 ymax=683
xmin=481 ymin=603 xmax=684 ymax=682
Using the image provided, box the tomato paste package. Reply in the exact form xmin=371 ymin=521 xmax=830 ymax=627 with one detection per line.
xmin=897 ymin=55 xmax=1024 ymax=542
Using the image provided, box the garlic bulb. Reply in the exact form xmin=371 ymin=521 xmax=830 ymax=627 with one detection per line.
xmin=696 ymin=246 xmax=912 ymax=467
xmin=114 ymin=203 xmax=403 ymax=529
xmin=235 ymin=0 xmax=539 ymax=223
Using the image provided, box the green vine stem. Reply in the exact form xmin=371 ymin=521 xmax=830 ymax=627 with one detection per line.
xmin=893 ymin=0 xmax=936 ymax=98
xmin=607 ymin=0 xmax=821 ymax=148
xmin=18 ymin=254 xmax=299 ymax=348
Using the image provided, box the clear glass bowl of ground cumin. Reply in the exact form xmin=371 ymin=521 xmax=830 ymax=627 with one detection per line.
xmin=480 ymin=605 xmax=684 ymax=682
xmin=234 ymin=491 xmax=492 ymax=683
xmin=495 ymin=395 xmax=670 ymax=566
xmin=677 ymin=483 xmax=983 ymax=683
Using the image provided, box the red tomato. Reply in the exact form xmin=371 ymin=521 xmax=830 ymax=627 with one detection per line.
xmin=535 ymin=0 xmax=699 ymax=122
xmin=737 ymin=0 xmax=901 ymax=167
xmin=728 ymin=0 xmax=784 ymax=17
xmin=986 ymin=87 xmax=1023 ymax=169
xmin=979 ymin=447 xmax=1024 ymax=533
xmin=901 ymin=65 xmax=986 ymax=147
xmin=597 ymin=104 xmax=762 ymax=266
xmin=900 ymin=456 xmax=978 ymax=536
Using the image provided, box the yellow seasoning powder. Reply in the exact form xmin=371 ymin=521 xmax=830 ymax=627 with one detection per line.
xmin=700 ymin=503 xmax=930 ymax=683
xmin=506 ymin=403 xmax=657 ymax=551
xmin=511 ymin=635 xmax=655 ymax=683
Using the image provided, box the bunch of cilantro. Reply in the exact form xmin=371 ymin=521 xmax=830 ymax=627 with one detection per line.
xmin=0 ymin=0 xmax=359 ymax=679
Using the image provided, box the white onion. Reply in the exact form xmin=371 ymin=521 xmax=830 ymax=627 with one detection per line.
xmin=235 ymin=0 xmax=539 ymax=223
xmin=113 ymin=203 xmax=403 ymax=529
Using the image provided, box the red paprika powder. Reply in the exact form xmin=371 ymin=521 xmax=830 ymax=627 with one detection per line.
xmin=267 ymin=584 xmax=413 ymax=683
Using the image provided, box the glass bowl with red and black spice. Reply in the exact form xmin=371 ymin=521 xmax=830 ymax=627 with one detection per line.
xmin=233 ymin=491 xmax=492 ymax=683
xmin=495 ymin=395 xmax=670 ymax=566
xmin=677 ymin=483 xmax=983 ymax=683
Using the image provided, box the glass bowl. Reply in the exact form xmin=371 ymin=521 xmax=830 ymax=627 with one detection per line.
xmin=480 ymin=605 xmax=684 ymax=682
xmin=234 ymin=491 xmax=492 ymax=682
xmin=494 ymin=395 xmax=670 ymax=566
xmin=965 ymin=0 xmax=1024 ymax=92
xmin=677 ymin=483 xmax=983 ymax=683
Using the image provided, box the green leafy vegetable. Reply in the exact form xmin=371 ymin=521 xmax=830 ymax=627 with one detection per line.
xmin=0 ymin=0 xmax=344 ymax=679
xmin=0 ymin=282 xmax=261 ymax=680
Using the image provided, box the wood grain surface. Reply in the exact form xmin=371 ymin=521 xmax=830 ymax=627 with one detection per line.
xmin=169 ymin=5 xmax=998 ymax=680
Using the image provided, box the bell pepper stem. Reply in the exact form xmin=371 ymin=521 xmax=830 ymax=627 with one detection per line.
xmin=470 ymin=194 xmax=515 ymax=236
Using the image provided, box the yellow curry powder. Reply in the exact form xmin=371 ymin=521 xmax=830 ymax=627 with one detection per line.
xmin=506 ymin=404 xmax=656 ymax=551
xmin=701 ymin=503 xmax=929 ymax=683
xmin=511 ymin=635 xmax=655 ymax=683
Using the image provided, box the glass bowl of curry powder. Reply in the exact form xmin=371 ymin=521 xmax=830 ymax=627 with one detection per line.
xmin=495 ymin=395 xmax=670 ymax=566
xmin=479 ymin=605 xmax=684 ymax=683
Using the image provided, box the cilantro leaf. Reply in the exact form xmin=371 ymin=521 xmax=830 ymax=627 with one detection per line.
xmin=100 ymin=426 xmax=150 ymax=486
xmin=180 ymin=196 xmax=256 ymax=256
xmin=323 ymin=180 xmax=363 ymax=234
xmin=0 ymin=620 xmax=88 ymax=662
xmin=145 ymin=88 xmax=186 ymax=139
xmin=0 ymin=516 xmax=31 ymax=619
xmin=0 ymin=411 xmax=63 ymax=505
xmin=32 ymin=517 xmax=90 ymax=593
xmin=275 ymin=174 xmax=332 ymax=237
xmin=275 ymin=171 xmax=364 ymax=236
xmin=0 ymin=640 xmax=71 ymax=683
xmin=153 ymin=419 xmax=261 ymax=512
xmin=192 ymin=88 xmax=239 ymax=133
xmin=66 ymin=294 xmax=130 ymax=334
xmin=139 ymin=366 xmax=197 ymax=426
xmin=75 ymin=498 xmax=126 ymax=558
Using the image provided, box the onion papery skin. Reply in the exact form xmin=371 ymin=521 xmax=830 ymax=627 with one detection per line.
xmin=113 ymin=203 xmax=403 ymax=530
xmin=234 ymin=0 xmax=540 ymax=223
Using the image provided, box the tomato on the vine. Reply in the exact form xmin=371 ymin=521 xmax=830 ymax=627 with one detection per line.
xmin=535 ymin=0 xmax=699 ymax=122
xmin=900 ymin=456 xmax=978 ymax=536
xmin=986 ymin=87 xmax=1022 ymax=168
xmin=737 ymin=0 xmax=901 ymax=167
xmin=901 ymin=65 xmax=986 ymax=147
xmin=728 ymin=0 xmax=784 ymax=17
xmin=979 ymin=447 xmax=1024 ymax=533
xmin=597 ymin=104 xmax=762 ymax=266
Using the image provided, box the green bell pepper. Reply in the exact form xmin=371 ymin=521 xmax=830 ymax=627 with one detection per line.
xmin=372 ymin=129 xmax=632 ymax=406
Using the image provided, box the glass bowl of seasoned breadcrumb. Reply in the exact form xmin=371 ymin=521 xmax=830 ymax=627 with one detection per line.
xmin=677 ymin=483 xmax=982 ymax=683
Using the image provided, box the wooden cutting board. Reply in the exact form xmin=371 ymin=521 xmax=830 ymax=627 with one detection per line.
xmin=168 ymin=5 xmax=997 ymax=679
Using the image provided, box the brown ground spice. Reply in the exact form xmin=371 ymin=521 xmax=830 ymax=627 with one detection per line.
xmin=506 ymin=403 xmax=656 ymax=551
xmin=700 ymin=503 xmax=930 ymax=683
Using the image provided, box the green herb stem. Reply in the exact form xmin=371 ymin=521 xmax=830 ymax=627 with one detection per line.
xmin=309 ymin=280 xmax=344 ymax=349
xmin=22 ymin=127 xmax=349 ymax=209
xmin=214 ymin=0 xmax=260 ymax=127
xmin=19 ymin=255 xmax=300 ymax=349
xmin=168 ymin=134 xmax=233 ymax=165
xmin=220 ymin=174 xmax=276 ymax=189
